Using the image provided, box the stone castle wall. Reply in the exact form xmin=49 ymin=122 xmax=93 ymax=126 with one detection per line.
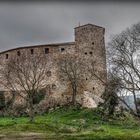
xmin=75 ymin=24 xmax=106 ymax=96
xmin=0 ymin=24 xmax=107 ymax=108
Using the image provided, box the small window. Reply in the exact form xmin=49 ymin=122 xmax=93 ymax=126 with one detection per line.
xmin=92 ymin=42 xmax=94 ymax=45
xmin=45 ymin=48 xmax=49 ymax=54
xmin=52 ymin=84 xmax=56 ymax=90
xmin=31 ymin=49 xmax=34 ymax=54
xmin=17 ymin=51 xmax=20 ymax=56
xmin=46 ymin=84 xmax=50 ymax=89
xmin=6 ymin=54 xmax=8 ymax=59
xmin=86 ymin=78 xmax=88 ymax=80
xmin=93 ymin=87 xmax=95 ymax=90
xmin=46 ymin=71 xmax=51 ymax=77
xmin=61 ymin=48 xmax=65 ymax=52
xmin=89 ymin=52 xmax=93 ymax=55
xmin=85 ymin=52 xmax=87 ymax=55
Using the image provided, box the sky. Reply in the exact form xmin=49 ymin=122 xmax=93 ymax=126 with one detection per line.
xmin=0 ymin=1 xmax=140 ymax=52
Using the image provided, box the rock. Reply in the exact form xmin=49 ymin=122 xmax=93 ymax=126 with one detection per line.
xmin=81 ymin=91 xmax=104 ymax=108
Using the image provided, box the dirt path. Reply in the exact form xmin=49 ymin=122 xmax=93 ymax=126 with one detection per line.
xmin=1 ymin=138 xmax=46 ymax=140
xmin=0 ymin=132 xmax=48 ymax=140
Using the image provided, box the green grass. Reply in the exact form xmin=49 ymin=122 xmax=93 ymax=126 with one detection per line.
xmin=0 ymin=106 xmax=140 ymax=140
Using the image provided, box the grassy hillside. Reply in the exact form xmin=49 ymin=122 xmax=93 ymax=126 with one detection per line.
xmin=0 ymin=106 xmax=140 ymax=140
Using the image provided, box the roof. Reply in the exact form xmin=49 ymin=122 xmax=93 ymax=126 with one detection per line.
xmin=0 ymin=42 xmax=75 ymax=55
xmin=75 ymin=23 xmax=105 ymax=30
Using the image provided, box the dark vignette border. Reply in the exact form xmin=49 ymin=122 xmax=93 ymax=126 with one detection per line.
xmin=0 ymin=0 xmax=139 ymax=3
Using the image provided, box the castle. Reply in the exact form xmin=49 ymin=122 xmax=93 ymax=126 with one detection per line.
xmin=0 ymin=24 xmax=107 ymax=108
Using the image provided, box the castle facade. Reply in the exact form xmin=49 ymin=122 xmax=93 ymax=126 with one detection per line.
xmin=0 ymin=24 xmax=107 ymax=108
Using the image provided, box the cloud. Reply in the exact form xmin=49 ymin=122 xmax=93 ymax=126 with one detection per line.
xmin=0 ymin=2 xmax=140 ymax=51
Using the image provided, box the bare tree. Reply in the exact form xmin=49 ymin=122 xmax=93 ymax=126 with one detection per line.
xmin=108 ymin=22 xmax=140 ymax=117
xmin=0 ymin=52 xmax=52 ymax=121
xmin=57 ymin=54 xmax=85 ymax=105
xmin=87 ymin=60 xmax=107 ymax=85
xmin=87 ymin=59 xmax=120 ymax=116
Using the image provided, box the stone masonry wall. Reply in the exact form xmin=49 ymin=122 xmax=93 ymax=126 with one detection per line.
xmin=0 ymin=24 xmax=107 ymax=108
xmin=75 ymin=24 xmax=107 ymax=97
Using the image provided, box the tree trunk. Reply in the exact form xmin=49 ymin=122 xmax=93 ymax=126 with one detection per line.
xmin=118 ymin=96 xmax=140 ymax=118
xmin=72 ymin=85 xmax=77 ymax=106
xmin=133 ymin=92 xmax=139 ymax=114
xmin=28 ymin=98 xmax=34 ymax=122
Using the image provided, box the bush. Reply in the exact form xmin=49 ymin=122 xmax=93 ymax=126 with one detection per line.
xmin=14 ymin=104 xmax=28 ymax=117
xmin=33 ymin=89 xmax=46 ymax=105
xmin=99 ymin=75 xmax=120 ymax=117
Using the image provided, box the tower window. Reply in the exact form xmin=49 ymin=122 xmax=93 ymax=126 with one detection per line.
xmin=17 ymin=51 xmax=20 ymax=56
xmin=45 ymin=48 xmax=49 ymax=54
xmin=52 ymin=84 xmax=57 ymax=90
xmin=46 ymin=71 xmax=51 ymax=77
xmin=89 ymin=52 xmax=93 ymax=55
xmin=92 ymin=42 xmax=94 ymax=45
xmin=31 ymin=49 xmax=34 ymax=54
xmin=61 ymin=48 xmax=65 ymax=52
xmin=85 ymin=52 xmax=87 ymax=55
xmin=6 ymin=54 xmax=8 ymax=59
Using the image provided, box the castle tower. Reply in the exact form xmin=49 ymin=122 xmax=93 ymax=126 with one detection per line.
xmin=75 ymin=24 xmax=107 ymax=96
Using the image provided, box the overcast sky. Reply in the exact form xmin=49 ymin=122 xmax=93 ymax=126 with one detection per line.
xmin=0 ymin=2 xmax=140 ymax=51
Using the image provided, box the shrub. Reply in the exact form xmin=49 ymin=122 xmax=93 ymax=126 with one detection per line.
xmin=33 ymin=89 xmax=46 ymax=105
xmin=14 ymin=104 xmax=27 ymax=116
